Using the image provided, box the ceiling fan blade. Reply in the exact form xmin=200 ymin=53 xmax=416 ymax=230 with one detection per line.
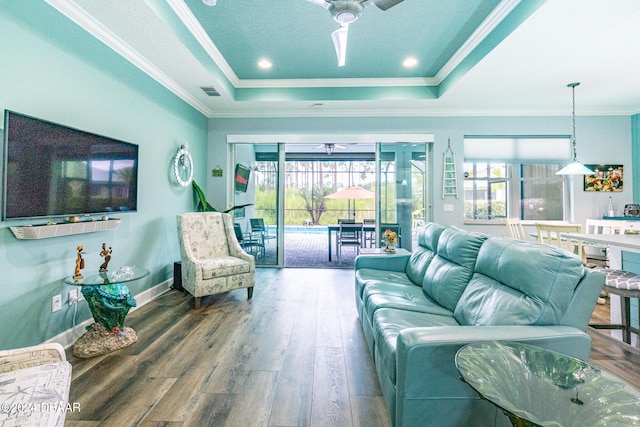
xmin=331 ymin=25 xmax=349 ymax=67
xmin=370 ymin=0 xmax=404 ymax=11
xmin=306 ymin=0 xmax=331 ymax=9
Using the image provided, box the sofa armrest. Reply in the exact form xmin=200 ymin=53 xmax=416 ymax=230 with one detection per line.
xmin=396 ymin=325 xmax=592 ymax=401
xmin=355 ymin=253 xmax=410 ymax=272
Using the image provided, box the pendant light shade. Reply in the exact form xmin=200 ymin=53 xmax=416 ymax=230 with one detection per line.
xmin=556 ymin=82 xmax=594 ymax=175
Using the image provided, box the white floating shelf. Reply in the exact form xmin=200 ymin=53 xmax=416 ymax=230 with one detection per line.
xmin=10 ymin=219 xmax=121 ymax=240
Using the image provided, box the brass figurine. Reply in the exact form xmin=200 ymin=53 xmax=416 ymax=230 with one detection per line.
xmin=99 ymin=243 xmax=112 ymax=272
xmin=74 ymin=245 xmax=85 ymax=280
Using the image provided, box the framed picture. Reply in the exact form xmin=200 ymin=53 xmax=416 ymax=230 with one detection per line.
xmin=584 ymin=164 xmax=623 ymax=192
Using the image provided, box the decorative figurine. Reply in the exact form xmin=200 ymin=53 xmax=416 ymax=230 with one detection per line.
xmin=74 ymin=245 xmax=85 ymax=280
xmin=99 ymin=243 xmax=112 ymax=272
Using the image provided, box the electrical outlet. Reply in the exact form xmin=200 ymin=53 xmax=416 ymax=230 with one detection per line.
xmin=52 ymin=294 xmax=62 ymax=312
xmin=68 ymin=289 xmax=78 ymax=305
xmin=443 ymin=204 xmax=454 ymax=212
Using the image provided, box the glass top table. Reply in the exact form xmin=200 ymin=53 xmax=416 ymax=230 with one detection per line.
xmin=64 ymin=266 xmax=150 ymax=286
xmin=455 ymin=341 xmax=640 ymax=427
xmin=63 ymin=266 xmax=149 ymax=358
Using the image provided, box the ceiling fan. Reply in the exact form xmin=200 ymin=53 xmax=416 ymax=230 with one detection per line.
xmin=306 ymin=0 xmax=405 ymax=66
xmin=314 ymin=143 xmax=347 ymax=155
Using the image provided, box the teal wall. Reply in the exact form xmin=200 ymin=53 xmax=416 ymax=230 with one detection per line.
xmin=209 ymin=115 xmax=632 ymax=233
xmin=0 ymin=2 xmax=207 ymax=349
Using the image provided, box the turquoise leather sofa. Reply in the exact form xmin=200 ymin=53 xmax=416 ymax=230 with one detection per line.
xmin=355 ymin=222 xmax=605 ymax=427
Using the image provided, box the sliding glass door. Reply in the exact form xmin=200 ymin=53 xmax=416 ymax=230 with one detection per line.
xmin=232 ymin=143 xmax=281 ymax=266
xmin=377 ymin=143 xmax=430 ymax=251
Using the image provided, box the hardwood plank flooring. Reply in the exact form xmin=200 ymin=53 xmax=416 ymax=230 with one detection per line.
xmin=65 ymin=268 xmax=640 ymax=426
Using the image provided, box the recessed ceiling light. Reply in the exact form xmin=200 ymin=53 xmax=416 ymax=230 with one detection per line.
xmin=403 ymin=57 xmax=418 ymax=68
xmin=258 ymin=59 xmax=272 ymax=69
xmin=202 ymin=0 xmax=217 ymax=5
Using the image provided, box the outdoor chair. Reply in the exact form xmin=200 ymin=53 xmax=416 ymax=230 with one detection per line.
xmin=337 ymin=222 xmax=363 ymax=263
xmin=363 ymin=218 xmax=375 ymax=247
xmin=250 ymin=218 xmax=276 ymax=247
xmin=177 ymin=212 xmax=255 ymax=309
xmin=338 ymin=218 xmax=356 ymax=224
xmin=234 ymin=223 xmax=264 ymax=258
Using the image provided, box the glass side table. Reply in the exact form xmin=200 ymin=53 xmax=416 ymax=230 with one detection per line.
xmin=455 ymin=341 xmax=640 ymax=427
xmin=65 ymin=266 xmax=149 ymax=358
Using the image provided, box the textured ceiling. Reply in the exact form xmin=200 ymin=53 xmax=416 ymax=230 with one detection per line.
xmin=48 ymin=0 xmax=640 ymax=118
xmin=187 ymin=0 xmax=500 ymax=79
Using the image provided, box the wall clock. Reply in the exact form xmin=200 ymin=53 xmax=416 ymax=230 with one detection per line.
xmin=174 ymin=143 xmax=193 ymax=187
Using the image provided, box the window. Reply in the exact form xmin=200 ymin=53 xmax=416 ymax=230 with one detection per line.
xmin=463 ymin=136 xmax=571 ymax=221
xmin=463 ymin=163 xmax=564 ymax=220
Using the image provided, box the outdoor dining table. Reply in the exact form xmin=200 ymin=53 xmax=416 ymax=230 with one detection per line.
xmin=327 ymin=224 xmax=376 ymax=261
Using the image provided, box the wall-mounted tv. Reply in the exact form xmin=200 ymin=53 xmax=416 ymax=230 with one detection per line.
xmin=234 ymin=163 xmax=250 ymax=193
xmin=2 ymin=110 xmax=139 ymax=220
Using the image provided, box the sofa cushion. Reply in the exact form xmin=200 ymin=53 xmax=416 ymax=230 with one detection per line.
xmin=405 ymin=223 xmax=447 ymax=285
xmin=454 ymin=238 xmax=585 ymax=326
xmin=422 ymin=227 xmax=488 ymax=311
xmin=373 ymin=308 xmax=459 ymax=384
xmin=363 ymin=283 xmax=453 ymax=323
xmin=356 ymin=268 xmax=415 ymax=300
xmin=201 ymin=256 xmax=251 ymax=279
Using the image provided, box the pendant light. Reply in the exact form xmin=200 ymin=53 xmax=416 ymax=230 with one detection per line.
xmin=556 ymin=82 xmax=594 ymax=175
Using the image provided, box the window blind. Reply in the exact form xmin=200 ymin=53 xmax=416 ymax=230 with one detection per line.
xmin=463 ymin=136 xmax=571 ymax=163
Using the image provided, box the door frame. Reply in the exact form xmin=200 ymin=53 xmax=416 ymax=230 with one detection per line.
xmin=228 ymin=134 xmax=434 ymax=267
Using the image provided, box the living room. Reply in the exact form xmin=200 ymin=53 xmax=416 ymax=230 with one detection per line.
xmin=1 ymin=1 xmax=639 ymax=425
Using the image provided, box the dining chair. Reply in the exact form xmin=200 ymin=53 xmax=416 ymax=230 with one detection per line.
xmin=535 ymin=222 xmax=585 ymax=263
xmin=504 ymin=218 xmax=526 ymax=240
xmin=337 ymin=222 xmax=363 ymax=263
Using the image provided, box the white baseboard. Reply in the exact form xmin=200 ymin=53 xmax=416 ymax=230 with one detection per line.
xmin=47 ymin=278 xmax=173 ymax=349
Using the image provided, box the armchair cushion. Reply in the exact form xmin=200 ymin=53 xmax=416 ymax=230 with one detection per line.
xmin=201 ymin=256 xmax=252 ymax=279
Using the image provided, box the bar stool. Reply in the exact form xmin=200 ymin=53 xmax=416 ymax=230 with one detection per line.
xmin=590 ymin=268 xmax=640 ymax=348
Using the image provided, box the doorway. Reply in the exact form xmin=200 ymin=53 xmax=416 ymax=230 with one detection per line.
xmin=230 ymin=137 xmax=432 ymax=267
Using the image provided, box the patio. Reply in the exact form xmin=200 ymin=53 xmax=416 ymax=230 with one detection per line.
xmin=254 ymin=226 xmax=362 ymax=268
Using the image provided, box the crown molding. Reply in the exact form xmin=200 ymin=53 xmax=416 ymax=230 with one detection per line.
xmin=235 ymin=77 xmax=436 ymax=89
xmin=45 ymin=0 xmax=215 ymax=117
xmin=436 ymin=0 xmax=521 ymax=82
xmin=204 ymin=106 xmax=639 ymax=119
xmin=167 ymin=0 xmax=239 ymax=88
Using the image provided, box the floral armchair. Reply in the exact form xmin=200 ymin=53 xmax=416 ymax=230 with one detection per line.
xmin=177 ymin=212 xmax=255 ymax=308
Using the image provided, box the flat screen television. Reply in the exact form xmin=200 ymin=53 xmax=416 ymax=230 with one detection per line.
xmin=234 ymin=163 xmax=250 ymax=193
xmin=2 ymin=110 xmax=139 ymax=220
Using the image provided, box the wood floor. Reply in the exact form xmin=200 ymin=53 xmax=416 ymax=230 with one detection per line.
xmin=65 ymin=268 xmax=640 ymax=427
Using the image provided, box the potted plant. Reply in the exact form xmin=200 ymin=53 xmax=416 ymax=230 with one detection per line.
xmin=192 ymin=180 xmax=252 ymax=213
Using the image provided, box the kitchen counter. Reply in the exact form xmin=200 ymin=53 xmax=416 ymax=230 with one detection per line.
xmin=564 ymin=232 xmax=640 ymax=251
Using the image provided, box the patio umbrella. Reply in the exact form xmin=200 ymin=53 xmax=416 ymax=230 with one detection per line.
xmin=324 ymin=186 xmax=375 ymax=218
